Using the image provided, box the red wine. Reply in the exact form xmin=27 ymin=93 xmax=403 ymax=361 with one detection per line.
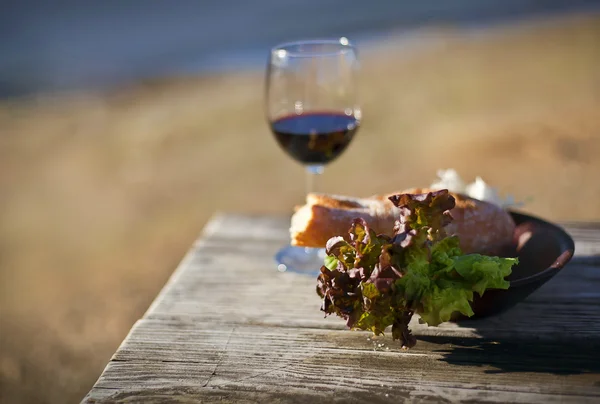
xmin=270 ymin=112 xmax=359 ymax=165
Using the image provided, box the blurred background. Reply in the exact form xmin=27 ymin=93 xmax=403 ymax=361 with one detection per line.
xmin=1 ymin=1 xmax=599 ymax=403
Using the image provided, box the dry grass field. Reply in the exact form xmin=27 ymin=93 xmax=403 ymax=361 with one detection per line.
xmin=1 ymin=11 xmax=599 ymax=404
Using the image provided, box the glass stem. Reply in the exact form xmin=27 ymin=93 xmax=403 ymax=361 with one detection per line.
xmin=305 ymin=164 xmax=324 ymax=194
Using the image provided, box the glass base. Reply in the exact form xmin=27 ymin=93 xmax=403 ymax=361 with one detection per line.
xmin=274 ymin=245 xmax=326 ymax=276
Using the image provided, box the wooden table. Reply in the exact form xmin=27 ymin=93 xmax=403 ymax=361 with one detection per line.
xmin=83 ymin=213 xmax=600 ymax=403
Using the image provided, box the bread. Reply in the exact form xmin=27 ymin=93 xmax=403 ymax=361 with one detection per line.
xmin=290 ymin=189 xmax=516 ymax=255
xmin=291 ymin=193 xmax=397 ymax=248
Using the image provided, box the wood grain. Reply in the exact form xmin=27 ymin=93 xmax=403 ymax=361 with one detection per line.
xmin=83 ymin=214 xmax=600 ymax=403
xmin=85 ymin=320 xmax=600 ymax=404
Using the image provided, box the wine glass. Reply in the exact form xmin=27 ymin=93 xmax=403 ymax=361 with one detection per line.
xmin=265 ymin=38 xmax=361 ymax=275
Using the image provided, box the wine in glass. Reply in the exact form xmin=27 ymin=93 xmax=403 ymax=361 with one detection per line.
xmin=265 ymin=38 xmax=361 ymax=274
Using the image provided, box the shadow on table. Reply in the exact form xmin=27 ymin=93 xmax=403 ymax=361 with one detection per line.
xmin=419 ymin=335 xmax=600 ymax=376
xmin=420 ymin=255 xmax=600 ymax=376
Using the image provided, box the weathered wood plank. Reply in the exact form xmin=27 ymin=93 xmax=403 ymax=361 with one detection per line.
xmin=82 ymin=214 xmax=600 ymax=403
xmin=146 ymin=214 xmax=598 ymax=324
xmin=144 ymin=283 xmax=600 ymax=343
xmin=567 ymin=224 xmax=600 ymax=256
xmin=200 ymin=212 xmax=291 ymax=242
xmin=142 ymin=235 xmax=599 ymax=340
xmin=85 ymin=386 xmax=598 ymax=404
xmin=83 ymin=320 xmax=600 ymax=403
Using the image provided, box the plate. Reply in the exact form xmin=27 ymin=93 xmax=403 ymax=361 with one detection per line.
xmin=456 ymin=211 xmax=575 ymax=320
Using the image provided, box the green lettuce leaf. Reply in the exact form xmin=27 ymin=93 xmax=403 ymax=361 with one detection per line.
xmin=452 ymin=254 xmax=516 ymax=296
xmin=418 ymin=285 xmax=475 ymax=325
xmin=395 ymin=231 xmax=517 ymax=326
xmin=323 ymin=255 xmax=339 ymax=271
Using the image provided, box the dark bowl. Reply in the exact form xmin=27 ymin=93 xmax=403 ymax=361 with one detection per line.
xmin=453 ymin=211 xmax=575 ymax=321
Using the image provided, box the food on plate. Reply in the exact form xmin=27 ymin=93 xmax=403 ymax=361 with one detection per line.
xmin=291 ymin=193 xmax=395 ymax=248
xmin=316 ymin=189 xmax=518 ymax=348
xmin=291 ymin=188 xmax=515 ymax=256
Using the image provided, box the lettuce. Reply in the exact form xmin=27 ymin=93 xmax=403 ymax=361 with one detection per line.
xmin=316 ymin=189 xmax=518 ymax=348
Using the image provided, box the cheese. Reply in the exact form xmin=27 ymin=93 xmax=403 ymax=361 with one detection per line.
xmin=430 ymin=169 xmax=522 ymax=209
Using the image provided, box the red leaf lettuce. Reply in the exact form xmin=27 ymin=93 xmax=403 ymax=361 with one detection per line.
xmin=316 ymin=189 xmax=518 ymax=348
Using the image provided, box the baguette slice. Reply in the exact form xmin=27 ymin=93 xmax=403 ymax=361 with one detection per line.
xmin=290 ymin=189 xmax=515 ymax=255
xmin=291 ymin=193 xmax=397 ymax=248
